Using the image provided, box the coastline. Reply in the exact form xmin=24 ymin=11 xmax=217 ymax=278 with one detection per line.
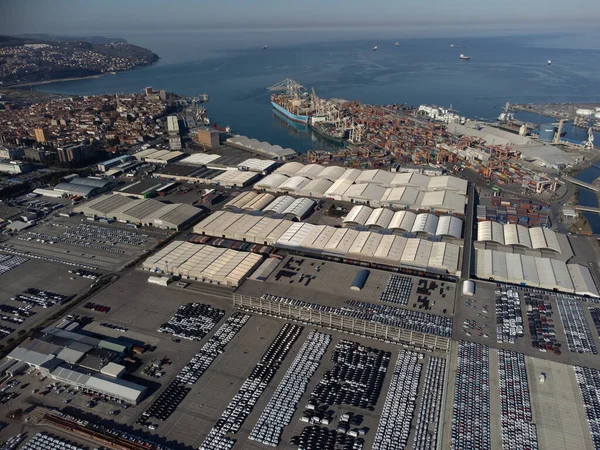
xmin=6 ymin=74 xmax=106 ymax=88
xmin=4 ymin=57 xmax=160 ymax=89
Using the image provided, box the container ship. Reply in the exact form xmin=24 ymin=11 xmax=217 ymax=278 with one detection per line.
xmin=268 ymin=78 xmax=350 ymax=142
xmin=268 ymin=78 xmax=313 ymax=124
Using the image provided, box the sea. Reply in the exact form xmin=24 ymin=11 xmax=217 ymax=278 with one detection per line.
xmin=31 ymin=31 xmax=600 ymax=231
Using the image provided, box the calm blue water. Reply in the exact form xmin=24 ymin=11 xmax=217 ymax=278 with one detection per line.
xmin=574 ymin=164 xmax=600 ymax=234
xmin=33 ymin=33 xmax=600 ymax=154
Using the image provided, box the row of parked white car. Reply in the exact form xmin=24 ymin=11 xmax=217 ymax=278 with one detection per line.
xmin=21 ymin=433 xmax=84 ymax=450
xmin=249 ymin=330 xmax=331 ymax=447
xmin=451 ymin=341 xmax=491 ymax=450
xmin=0 ymin=254 xmax=29 ymax=276
xmin=177 ymin=312 xmax=250 ymax=385
xmin=557 ymin=298 xmax=598 ymax=354
xmin=574 ymin=365 xmax=600 ymax=449
xmin=498 ymin=350 xmax=538 ymax=450
xmin=372 ymin=350 xmax=422 ymax=450
xmin=200 ymin=323 xmax=303 ymax=450
xmin=413 ymin=356 xmax=446 ymax=450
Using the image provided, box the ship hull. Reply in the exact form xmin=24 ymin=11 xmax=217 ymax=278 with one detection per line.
xmin=271 ymin=101 xmax=309 ymax=124
xmin=311 ymin=124 xmax=345 ymax=142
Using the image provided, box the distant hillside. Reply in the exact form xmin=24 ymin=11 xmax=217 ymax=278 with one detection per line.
xmin=0 ymin=35 xmax=159 ymax=86
xmin=17 ymin=34 xmax=128 ymax=45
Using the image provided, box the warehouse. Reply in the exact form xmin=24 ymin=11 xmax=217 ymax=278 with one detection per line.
xmin=273 ymin=162 xmax=304 ymax=177
xmin=73 ymin=194 xmax=203 ymax=230
xmin=212 ymin=170 xmax=260 ymax=187
xmin=142 ymin=240 xmax=263 ymax=286
xmin=113 ymin=179 xmax=170 ymax=199
xmin=237 ymin=158 xmax=278 ymax=174
xmin=54 ymin=177 xmax=114 ymax=199
xmin=177 ymin=153 xmax=221 ymax=166
xmin=224 ymin=191 xmax=275 ymax=211
xmin=281 ymin=198 xmax=316 ymax=221
xmin=51 ymin=366 xmax=147 ymax=404
xmin=342 ymin=205 xmax=463 ymax=238
xmin=317 ymin=166 xmax=347 ymax=181
xmin=474 ymin=249 xmax=599 ymax=296
xmin=133 ymin=148 xmax=185 ymax=164
xmin=193 ymin=211 xmax=461 ymax=274
xmin=263 ymin=195 xmax=296 ymax=215
xmin=477 ymin=221 xmax=562 ymax=253
xmin=227 ymin=135 xmax=297 ymax=160
xmin=154 ymin=164 xmax=225 ymax=184
xmin=278 ymin=176 xmax=311 ymax=193
xmin=256 ymin=163 xmax=467 ymax=213
xmin=301 ymin=178 xmax=334 ymax=197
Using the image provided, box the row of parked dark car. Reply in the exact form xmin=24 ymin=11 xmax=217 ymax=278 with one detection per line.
xmin=310 ymin=340 xmax=390 ymax=412
xmin=200 ymin=323 xmax=303 ymax=450
xmin=158 ymin=302 xmax=225 ymax=341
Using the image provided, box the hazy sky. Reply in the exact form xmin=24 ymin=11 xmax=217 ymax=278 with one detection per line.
xmin=1 ymin=0 xmax=599 ymax=37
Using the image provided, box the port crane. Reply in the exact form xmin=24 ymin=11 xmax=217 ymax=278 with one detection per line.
xmin=267 ymin=78 xmax=306 ymax=99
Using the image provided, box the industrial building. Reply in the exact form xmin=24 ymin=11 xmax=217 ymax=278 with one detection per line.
xmin=73 ymin=194 xmax=204 ymax=230
xmin=257 ymin=163 xmax=467 ymax=213
xmin=475 ymin=249 xmax=599 ymax=297
xmin=54 ymin=177 xmax=115 ymax=198
xmin=97 ymin=155 xmax=135 ymax=172
xmin=224 ymin=192 xmax=275 ymax=211
xmin=142 ymin=240 xmax=263 ymax=287
xmin=193 ymin=211 xmax=461 ymax=274
xmin=0 ymin=160 xmax=32 ymax=174
xmin=3 ymin=327 xmax=147 ymax=404
xmin=477 ymin=221 xmax=562 ymax=253
xmin=153 ymin=153 xmax=269 ymax=187
xmin=113 ymin=179 xmax=172 ymax=199
xmin=227 ymin=136 xmax=297 ymax=160
xmin=262 ymin=196 xmax=316 ymax=221
xmin=132 ymin=148 xmax=185 ymax=165
xmin=343 ymin=205 xmax=463 ymax=238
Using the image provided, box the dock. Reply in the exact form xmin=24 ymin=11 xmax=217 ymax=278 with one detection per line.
xmin=575 ymin=205 xmax=600 ymax=214
xmin=563 ymin=176 xmax=600 ymax=192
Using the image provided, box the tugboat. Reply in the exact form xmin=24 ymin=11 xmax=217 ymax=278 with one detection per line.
xmin=459 ymin=54 xmax=470 ymax=60
xmin=373 ymin=46 xmax=378 ymax=51
xmin=547 ymin=60 xmax=552 ymax=65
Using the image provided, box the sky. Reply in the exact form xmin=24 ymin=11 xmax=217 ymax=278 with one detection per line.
xmin=0 ymin=0 xmax=599 ymax=38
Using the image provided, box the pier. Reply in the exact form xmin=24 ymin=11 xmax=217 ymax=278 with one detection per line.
xmin=575 ymin=205 xmax=600 ymax=214
xmin=563 ymin=176 xmax=600 ymax=192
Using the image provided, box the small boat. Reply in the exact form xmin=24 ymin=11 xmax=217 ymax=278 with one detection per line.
xmin=459 ymin=54 xmax=470 ymax=60
xmin=394 ymin=42 xmax=400 ymax=47
xmin=263 ymin=45 xmax=268 ymax=50
xmin=373 ymin=46 xmax=378 ymax=51
xmin=450 ymin=44 xmax=455 ymax=48
xmin=547 ymin=60 xmax=552 ymax=65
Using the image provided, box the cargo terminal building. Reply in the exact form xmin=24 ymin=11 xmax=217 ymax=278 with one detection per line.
xmin=2 ymin=327 xmax=147 ymax=404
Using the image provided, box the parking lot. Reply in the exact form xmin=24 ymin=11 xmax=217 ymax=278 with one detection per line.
xmin=0 ymin=216 xmax=165 ymax=272
xmin=0 ymin=257 xmax=95 ymax=344
xmin=239 ymin=255 xmax=456 ymax=319
xmin=454 ymin=281 xmax=600 ymax=370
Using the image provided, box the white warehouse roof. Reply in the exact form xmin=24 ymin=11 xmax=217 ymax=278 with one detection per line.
xmin=477 ymin=221 xmax=561 ymax=253
xmin=300 ymin=178 xmax=334 ymax=197
xmin=143 ymin=241 xmax=263 ymax=287
xmin=193 ymin=211 xmax=461 ymax=274
xmin=264 ymin=196 xmax=296 ymax=214
xmin=254 ymin=173 xmax=289 ymax=190
xmin=274 ymin=162 xmax=304 ymax=177
xmin=475 ymin=249 xmax=595 ymax=295
xmin=278 ymin=176 xmax=311 ymax=193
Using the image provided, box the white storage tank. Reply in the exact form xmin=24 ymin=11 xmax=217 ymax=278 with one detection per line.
xmin=462 ymin=280 xmax=475 ymax=296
